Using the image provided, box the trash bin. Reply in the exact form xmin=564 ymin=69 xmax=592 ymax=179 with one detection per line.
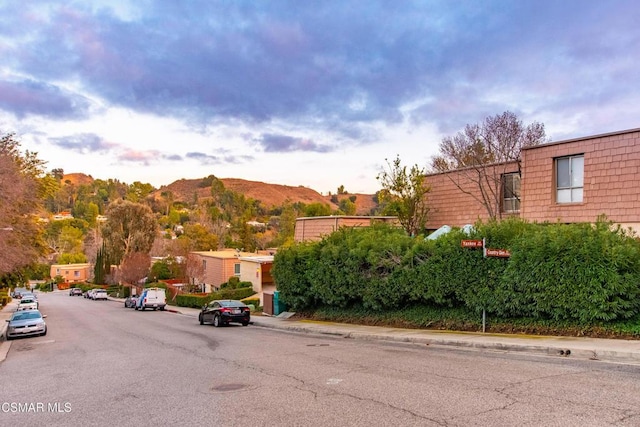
xmin=273 ymin=291 xmax=286 ymax=316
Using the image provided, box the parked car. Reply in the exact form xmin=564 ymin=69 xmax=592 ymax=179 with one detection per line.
xmin=17 ymin=297 xmax=38 ymax=311
xmin=69 ymin=288 xmax=83 ymax=296
xmin=124 ymin=296 xmax=138 ymax=308
xmin=21 ymin=292 xmax=36 ymax=301
xmin=199 ymin=300 xmax=250 ymax=327
xmin=85 ymin=289 xmax=96 ymax=299
xmin=93 ymin=289 xmax=108 ymax=300
xmin=5 ymin=310 xmax=47 ymax=340
xmin=135 ymin=287 xmax=166 ymax=311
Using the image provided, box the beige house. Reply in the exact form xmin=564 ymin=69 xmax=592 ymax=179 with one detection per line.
xmin=50 ymin=263 xmax=92 ymax=283
xmin=191 ymin=249 xmax=255 ymax=292
xmin=425 ymin=127 xmax=640 ymax=234
xmin=294 ymin=215 xmax=399 ymax=242
xmin=238 ymin=255 xmax=274 ymax=305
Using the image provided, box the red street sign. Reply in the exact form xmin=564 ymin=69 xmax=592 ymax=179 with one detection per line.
xmin=461 ymin=240 xmax=483 ymax=248
xmin=485 ymin=248 xmax=511 ymax=258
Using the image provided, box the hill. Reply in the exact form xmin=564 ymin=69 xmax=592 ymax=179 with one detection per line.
xmin=62 ymin=173 xmax=379 ymax=215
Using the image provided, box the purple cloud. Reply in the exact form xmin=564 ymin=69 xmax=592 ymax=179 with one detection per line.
xmin=49 ymin=133 xmax=116 ymax=153
xmin=257 ymin=134 xmax=333 ymax=153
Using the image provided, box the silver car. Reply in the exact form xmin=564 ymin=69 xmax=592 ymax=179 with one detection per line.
xmin=5 ymin=310 xmax=47 ymax=340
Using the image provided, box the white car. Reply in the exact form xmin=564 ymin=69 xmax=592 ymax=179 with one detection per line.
xmin=93 ymin=289 xmax=108 ymax=300
xmin=17 ymin=297 xmax=38 ymax=311
xmin=135 ymin=287 xmax=166 ymax=311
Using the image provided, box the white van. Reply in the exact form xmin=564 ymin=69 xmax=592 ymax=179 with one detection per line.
xmin=135 ymin=287 xmax=166 ymax=311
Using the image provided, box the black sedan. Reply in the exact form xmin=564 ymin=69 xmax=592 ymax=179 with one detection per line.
xmin=199 ymin=300 xmax=250 ymax=327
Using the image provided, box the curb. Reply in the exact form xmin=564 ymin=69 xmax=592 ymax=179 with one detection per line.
xmin=249 ymin=320 xmax=640 ymax=365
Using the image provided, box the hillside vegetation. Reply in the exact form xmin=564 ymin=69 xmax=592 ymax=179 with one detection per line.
xmin=64 ymin=173 xmax=379 ymax=215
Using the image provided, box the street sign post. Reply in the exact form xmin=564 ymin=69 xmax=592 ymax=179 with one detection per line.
xmin=461 ymin=240 xmax=483 ymax=248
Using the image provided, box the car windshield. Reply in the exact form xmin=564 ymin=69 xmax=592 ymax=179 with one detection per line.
xmin=95 ymin=290 xmax=106 ymax=293
xmin=20 ymin=299 xmax=35 ymax=304
xmin=12 ymin=312 xmax=42 ymax=321
xmin=219 ymin=300 xmax=246 ymax=308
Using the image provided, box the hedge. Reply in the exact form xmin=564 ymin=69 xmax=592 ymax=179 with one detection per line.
xmin=175 ymin=287 xmax=257 ymax=308
xmin=272 ymin=218 xmax=640 ymax=324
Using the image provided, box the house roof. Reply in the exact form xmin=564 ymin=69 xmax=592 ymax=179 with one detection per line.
xmin=295 ymin=215 xmax=397 ymax=221
xmin=51 ymin=263 xmax=91 ymax=268
xmin=192 ymin=249 xmax=255 ymax=259
xmin=522 ymin=127 xmax=640 ymax=151
xmin=238 ymin=256 xmax=274 ymax=264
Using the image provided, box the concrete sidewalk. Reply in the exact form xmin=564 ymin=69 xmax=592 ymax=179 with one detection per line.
xmin=158 ymin=302 xmax=640 ymax=366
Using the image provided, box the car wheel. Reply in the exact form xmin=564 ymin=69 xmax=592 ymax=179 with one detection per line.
xmin=159 ymin=306 xmax=165 ymax=311
xmin=124 ymin=302 xmax=127 ymax=307
xmin=242 ymin=321 xmax=249 ymax=326
xmin=213 ymin=314 xmax=221 ymax=327
xmin=141 ymin=306 xmax=145 ymax=311
xmin=6 ymin=335 xmax=13 ymax=341
xmin=199 ymin=314 xmax=204 ymax=325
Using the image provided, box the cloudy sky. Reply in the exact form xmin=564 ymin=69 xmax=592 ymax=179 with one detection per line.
xmin=0 ymin=1 xmax=638 ymax=194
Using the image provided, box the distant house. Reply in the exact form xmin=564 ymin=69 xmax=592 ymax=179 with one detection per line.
xmin=191 ymin=249 xmax=256 ymax=292
xmin=294 ymin=215 xmax=399 ymax=242
xmin=52 ymin=211 xmax=74 ymax=221
xmin=50 ymin=263 xmax=91 ymax=283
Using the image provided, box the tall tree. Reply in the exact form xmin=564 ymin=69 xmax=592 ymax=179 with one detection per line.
xmin=431 ymin=111 xmax=546 ymax=219
xmin=0 ymin=133 xmax=47 ymax=274
xmin=376 ymin=155 xmax=430 ymax=236
xmin=101 ymin=200 xmax=157 ymax=263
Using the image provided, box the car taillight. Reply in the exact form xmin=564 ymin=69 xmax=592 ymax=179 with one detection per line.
xmin=220 ymin=308 xmax=231 ymax=313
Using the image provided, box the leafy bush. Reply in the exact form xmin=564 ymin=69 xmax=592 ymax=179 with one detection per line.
xmin=241 ymin=298 xmax=260 ymax=310
xmin=175 ymin=287 xmax=257 ymax=308
xmin=273 ymin=217 xmax=640 ymax=325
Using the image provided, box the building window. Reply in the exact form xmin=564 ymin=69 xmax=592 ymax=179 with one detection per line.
xmin=202 ymin=260 xmax=206 ymax=270
xmin=74 ymin=270 xmax=80 ymax=277
xmin=556 ymin=155 xmax=584 ymax=203
xmin=234 ymin=263 xmax=240 ymax=276
xmin=502 ymin=173 xmax=521 ymax=213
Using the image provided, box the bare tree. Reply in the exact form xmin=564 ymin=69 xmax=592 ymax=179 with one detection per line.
xmin=431 ymin=111 xmax=546 ymax=220
xmin=184 ymin=253 xmax=206 ymax=293
xmin=119 ymin=252 xmax=151 ymax=293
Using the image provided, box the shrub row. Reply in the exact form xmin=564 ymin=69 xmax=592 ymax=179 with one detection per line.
xmin=272 ymin=219 xmax=640 ymax=324
xmin=0 ymin=293 xmax=10 ymax=307
xmin=175 ymin=287 xmax=256 ymax=308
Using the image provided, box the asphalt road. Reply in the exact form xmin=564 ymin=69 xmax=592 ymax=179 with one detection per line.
xmin=2 ymin=291 xmax=640 ymax=426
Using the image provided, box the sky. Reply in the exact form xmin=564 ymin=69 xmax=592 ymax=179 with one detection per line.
xmin=0 ymin=1 xmax=639 ymax=195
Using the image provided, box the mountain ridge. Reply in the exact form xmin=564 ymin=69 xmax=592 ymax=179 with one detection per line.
xmin=62 ymin=173 xmax=379 ymax=215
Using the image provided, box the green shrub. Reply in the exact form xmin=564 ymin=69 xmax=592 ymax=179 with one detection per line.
xmin=242 ymin=298 xmax=260 ymax=308
xmin=175 ymin=287 xmax=257 ymax=308
xmin=176 ymin=294 xmax=209 ymax=308
xmin=273 ymin=217 xmax=640 ymax=325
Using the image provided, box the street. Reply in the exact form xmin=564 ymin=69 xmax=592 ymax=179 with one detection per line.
xmin=2 ymin=291 xmax=640 ymax=426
